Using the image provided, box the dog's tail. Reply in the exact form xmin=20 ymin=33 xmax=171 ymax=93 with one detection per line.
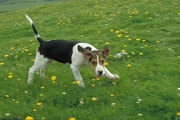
xmin=25 ymin=14 xmax=43 ymax=44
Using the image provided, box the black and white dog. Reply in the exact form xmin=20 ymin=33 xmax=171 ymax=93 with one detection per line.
xmin=25 ymin=15 xmax=119 ymax=87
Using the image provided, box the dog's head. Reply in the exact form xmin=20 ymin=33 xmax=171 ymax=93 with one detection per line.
xmin=78 ymin=45 xmax=110 ymax=78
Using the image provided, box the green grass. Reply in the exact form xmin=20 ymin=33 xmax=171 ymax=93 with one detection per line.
xmin=0 ymin=0 xmax=180 ymax=119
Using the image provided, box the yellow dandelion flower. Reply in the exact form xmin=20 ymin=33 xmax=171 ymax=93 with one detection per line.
xmin=110 ymin=94 xmax=114 ymax=97
xmin=24 ymin=49 xmax=28 ymax=52
xmin=41 ymin=86 xmax=45 ymax=89
xmin=104 ymin=62 xmax=108 ymax=66
xmin=142 ymin=40 xmax=146 ymax=42
xmin=156 ymin=40 xmax=160 ymax=43
xmin=96 ymin=77 xmax=100 ymax=80
xmin=139 ymin=52 xmax=143 ymax=55
xmin=40 ymin=94 xmax=43 ymax=97
xmin=136 ymin=38 xmax=140 ymax=41
xmin=118 ymin=34 xmax=122 ymax=38
xmin=37 ymin=102 xmax=42 ymax=106
xmin=127 ymin=64 xmax=131 ymax=67
xmin=25 ymin=116 xmax=34 ymax=120
xmin=92 ymin=97 xmax=97 ymax=101
xmin=4 ymin=54 xmax=9 ymax=57
xmin=0 ymin=62 xmax=4 ymax=65
xmin=123 ymin=44 xmax=127 ymax=47
xmin=110 ymin=29 xmax=114 ymax=32
xmin=105 ymin=42 xmax=110 ymax=45
xmin=33 ymin=109 xmax=37 ymax=112
xmin=145 ymin=12 xmax=148 ymax=14
xmin=69 ymin=117 xmax=76 ymax=120
xmin=5 ymin=95 xmax=9 ymax=98
xmin=8 ymin=75 xmax=13 ymax=79
xmin=128 ymin=38 xmax=132 ymax=40
xmin=51 ymin=76 xmax=57 ymax=81
xmin=76 ymin=80 xmax=81 ymax=85
xmin=131 ymin=51 xmax=135 ymax=55
xmin=177 ymin=112 xmax=180 ymax=116
xmin=97 ymin=30 xmax=101 ymax=34
xmin=115 ymin=30 xmax=119 ymax=34
xmin=121 ymin=50 xmax=126 ymax=52
xmin=155 ymin=48 xmax=159 ymax=51
xmin=92 ymin=84 xmax=95 ymax=87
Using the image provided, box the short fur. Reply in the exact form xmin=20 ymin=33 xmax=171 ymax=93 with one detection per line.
xmin=25 ymin=15 xmax=119 ymax=87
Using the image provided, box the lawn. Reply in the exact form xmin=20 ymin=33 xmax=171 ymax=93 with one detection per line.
xmin=0 ymin=0 xmax=180 ymax=120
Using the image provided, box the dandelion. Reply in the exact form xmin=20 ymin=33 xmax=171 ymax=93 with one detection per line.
xmin=142 ymin=40 xmax=146 ymax=42
xmin=110 ymin=29 xmax=114 ymax=32
xmin=139 ymin=52 xmax=143 ymax=55
xmin=117 ymin=34 xmax=122 ymax=38
xmin=76 ymin=80 xmax=81 ymax=85
xmin=97 ymin=30 xmax=101 ymax=34
xmin=127 ymin=64 xmax=131 ymax=67
xmin=51 ymin=76 xmax=57 ymax=81
xmin=5 ymin=95 xmax=9 ymax=98
xmin=8 ymin=75 xmax=13 ymax=79
xmin=110 ymin=94 xmax=114 ymax=97
xmin=92 ymin=84 xmax=95 ymax=87
xmin=155 ymin=48 xmax=159 ymax=51
xmin=37 ymin=102 xmax=42 ymax=106
xmin=92 ymin=97 xmax=97 ymax=101
xmin=69 ymin=117 xmax=76 ymax=120
xmin=33 ymin=109 xmax=37 ymax=112
xmin=136 ymin=38 xmax=140 ymax=41
xmin=177 ymin=112 xmax=180 ymax=116
xmin=4 ymin=54 xmax=9 ymax=57
xmin=0 ymin=62 xmax=4 ymax=65
xmin=25 ymin=116 xmax=34 ymax=120
xmin=105 ymin=42 xmax=110 ymax=45
xmin=138 ymin=113 xmax=143 ymax=116
xmin=131 ymin=51 xmax=135 ymax=55
xmin=40 ymin=94 xmax=43 ymax=97
xmin=104 ymin=62 xmax=108 ymax=66
xmin=41 ymin=86 xmax=45 ymax=89
xmin=121 ymin=50 xmax=126 ymax=52
xmin=115 ymin=30 xmax=119 ymax=34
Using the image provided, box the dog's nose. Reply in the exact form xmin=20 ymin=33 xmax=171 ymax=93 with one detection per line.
xmin=98 ymin=70 xmax=103 ymax=75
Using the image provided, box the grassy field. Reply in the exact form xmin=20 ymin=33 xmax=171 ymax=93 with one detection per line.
xmin=0 ymin=0 xmax=180 ymax=120
xmin=0 ymin=0 xmax=59 ymax=11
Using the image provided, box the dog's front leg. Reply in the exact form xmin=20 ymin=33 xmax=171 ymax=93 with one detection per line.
xmin=70 ymin=64 xmax=85 ymax=87
xmin=104 ymin=67 xmax=120 ymax=80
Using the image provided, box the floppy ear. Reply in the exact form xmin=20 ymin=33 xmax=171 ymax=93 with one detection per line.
xmin=78 ymin=45 xmax=92 ymax=60
xmin=102 ymin=46 xmax=110 ymax=57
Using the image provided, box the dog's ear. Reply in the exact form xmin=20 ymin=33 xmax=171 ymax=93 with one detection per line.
xmin=78 ymin=45 xmax=92 ymax=60
xmin=102 ymin=46 xmax=110 ymax=57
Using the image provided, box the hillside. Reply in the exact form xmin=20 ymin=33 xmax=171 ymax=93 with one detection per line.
xmin=0 ymin=0 xmax=180 ymax=120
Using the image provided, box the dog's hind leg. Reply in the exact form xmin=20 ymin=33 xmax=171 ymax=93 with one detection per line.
xmin=39 ymin=60 xmax=53 ymax=78
xmin=27 ymin=52 xmax=49 ymax=84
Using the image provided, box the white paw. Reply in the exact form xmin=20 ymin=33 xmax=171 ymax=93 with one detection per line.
xmin=110 ymin=74 xmax=120 ymax=80
xmin=27 ymin=80 xmax=33 ymax=84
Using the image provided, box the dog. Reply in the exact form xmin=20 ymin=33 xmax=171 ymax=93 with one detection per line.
xmin=25 ymin=15 xmax=119 ymax=87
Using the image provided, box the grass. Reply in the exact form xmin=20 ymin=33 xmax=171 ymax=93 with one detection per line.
xmin=0 ymin=0 xmax=180 ymax=119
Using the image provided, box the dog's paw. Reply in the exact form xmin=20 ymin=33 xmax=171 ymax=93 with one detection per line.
xmin=27 ymin=79 xmax=33 ymax=84
xmin=110 ymin=74 xmax=120 ymax=80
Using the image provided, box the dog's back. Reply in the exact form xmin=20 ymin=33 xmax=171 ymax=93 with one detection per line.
xmin=38 ymin=40 xmax=79 ymax=64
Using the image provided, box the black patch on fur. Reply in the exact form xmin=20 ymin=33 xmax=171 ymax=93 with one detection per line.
xmin=85 ymin=46 xmax=92 ymax=51
xmin=38 ymin=40 xmax=79 ymax=64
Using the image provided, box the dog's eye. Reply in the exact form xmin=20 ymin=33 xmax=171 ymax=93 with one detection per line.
xmin=91 ymin=61 xmax=97 ymax=65
xmin=101 ymin=60 xmax=105 ymax=64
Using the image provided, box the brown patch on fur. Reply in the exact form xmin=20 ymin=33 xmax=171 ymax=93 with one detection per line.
xmin=89 ymin=51 xmax=105 ymax=70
